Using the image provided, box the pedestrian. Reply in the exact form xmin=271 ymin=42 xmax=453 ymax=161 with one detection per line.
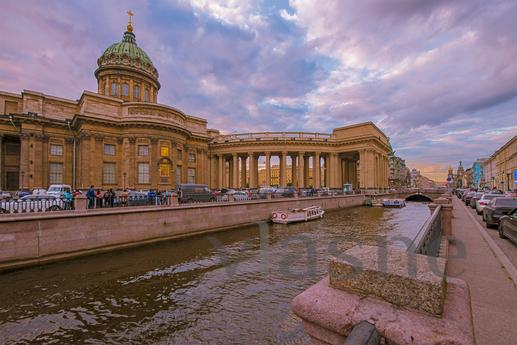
xmin=86 ymin=185 xmax=96 ymax=209
xmin=63 ymin=189 xmax=73 ymax=210
xmin=120 ymin=189 xmax=128 ymax=207
xmin=96 ymin=189 xmax=104 ymax=208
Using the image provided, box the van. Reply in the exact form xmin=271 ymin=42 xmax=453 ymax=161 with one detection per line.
xmin=47 ymin=184 xmax=72 ymax=198
xmin=175 ymin=184 xmax=215 ymax=203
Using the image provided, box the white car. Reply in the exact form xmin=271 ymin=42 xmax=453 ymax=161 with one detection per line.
xmin=47 ymin=184 xmax=72 ymax=197
xmin=0 ymin=190 xmax=12 ymax=200
xmin=0 ymin=195 xmax=65 ymax=214
xmin=32 ymin=188 xmax=47 ymax=196
xmin=476 ymin=194 xmax=500 ymax=214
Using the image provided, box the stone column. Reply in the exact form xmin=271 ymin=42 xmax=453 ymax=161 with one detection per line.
xmin=232 ymin=153 xmax=239 ymax=189
xmin=291 ymin=154 xmax=297 ymax=187
xmin=240 ymin=156 xmax=247 ymax=188
xmin=265 ymin=152 xmax=271 ymax=187
xmin=304 ymin=155 xmax=310 ymax=187
xmin=19 ymin=133 xmax=30 ymax=189
xmin=314 ymin=152 xmax=321 ymax=188
xmin=298 ymin=152 xmax=305 ymax=188
xmin=328 ymin=153 xmax=338 ymax=188
xmin=150 ymin=138 xmax=159 ymax=188
xmin=280 ymin=151 xmax=287 ymax=187
xmin=217 ymin=155 xmax=223 ymax=189
xmin=337 ymin=156 xmax=343 ymax=188
xmin=248 ymin=152 xmax=255 ymax=188
xmin=323 ymin=155 xmax=329 ymax=187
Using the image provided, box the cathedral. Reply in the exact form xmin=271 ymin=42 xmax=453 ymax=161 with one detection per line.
xmin=0 ymin=14 xmax=391 ymax=192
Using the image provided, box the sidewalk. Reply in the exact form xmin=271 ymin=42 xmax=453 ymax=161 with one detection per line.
xmin=447 ymin=197 xmax=517 ymax=345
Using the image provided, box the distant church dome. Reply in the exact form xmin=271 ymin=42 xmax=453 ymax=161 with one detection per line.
xmin=94 ymin=12 xmax=160 ymax=102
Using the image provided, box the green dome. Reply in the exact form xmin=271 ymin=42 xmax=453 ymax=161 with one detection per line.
xmin=101 ymin=31 xmax=153 ymax=66
xmin=97 ymin=31 xmax=158 ymax=80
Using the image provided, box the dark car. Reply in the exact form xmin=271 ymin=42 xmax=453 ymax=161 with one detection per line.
xmin=483 ymin=197 xmax=517 ymax=228
xmin=499 ymin=208 xmax=517 ymax=244
xmin=469 ymin=192 xmax=484 ymax=209
xmin=175 ymin=184 xmax=215 ymax=203
xmin=463 ymin=191 xmax=476 ymax=204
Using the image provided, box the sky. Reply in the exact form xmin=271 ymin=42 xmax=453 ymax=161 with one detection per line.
xmin=1 ymin=0 xmax=516 ymax=182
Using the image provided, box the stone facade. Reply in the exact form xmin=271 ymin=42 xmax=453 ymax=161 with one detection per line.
xmin=484 ymin=135 xmax=517 ymax=191
xmin=0 ymin=20 xmax=390 ymax=192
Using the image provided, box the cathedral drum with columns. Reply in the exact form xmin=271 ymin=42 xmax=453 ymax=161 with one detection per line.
xmin=0 ymin=14 xmax=390 ymax=192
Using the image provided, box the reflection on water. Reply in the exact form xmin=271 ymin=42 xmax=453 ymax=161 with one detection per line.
xmin=0 ymin=203 xmax=429 ymax=344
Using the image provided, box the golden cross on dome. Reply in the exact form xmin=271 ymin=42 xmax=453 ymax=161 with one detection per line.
xmin=127 ymin=10 xmax=134 ymax=32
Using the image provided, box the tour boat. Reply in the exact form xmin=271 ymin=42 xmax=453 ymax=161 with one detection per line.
xmin=382 ymin=199 xmax=406 ymax=208
xmin=271 ymin=206 xmax=325 ymax=224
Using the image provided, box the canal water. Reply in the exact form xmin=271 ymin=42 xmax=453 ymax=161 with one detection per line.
xmin=0 ymin=202 xmax=429 ymax=345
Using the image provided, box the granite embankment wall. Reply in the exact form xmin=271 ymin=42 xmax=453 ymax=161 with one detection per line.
xmin=0 ymin=195 xmax=364 ymax=271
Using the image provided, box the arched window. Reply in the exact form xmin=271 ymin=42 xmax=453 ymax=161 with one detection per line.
xmin=110 ymin=82 xmax=118 ymax=96
xmin=144 ymin=88 xmax=150 ymax=102
xmin=122 ymin=83 xmax=129 ymax=97
xmin=133 ymin=85 xmax=140 ymax=100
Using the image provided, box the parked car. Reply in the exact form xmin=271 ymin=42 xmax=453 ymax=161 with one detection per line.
xmin=32 ymin=188 xmax=47 ymax=196
xmin=0 ymin=195 xmax=65 ymax=213
xmin=498 ymin=208 xmax=517 ymax=244
xmin=483 ymin=197 xmax=517 ymax=228
xmin=476 ymin=194 xmax=499 ymax=214
xmin=175 ymin=184 xmax=215 ymax=203
xmin=14 ymin=188 xmax=31 ymax=199
xmin=0 ymin=190 xmax=12 ymax=200
xmin=47 ymin=184 xmax=72 ymax=198
xmin=463 ymin=191 xmax=476 ymax=204
xmin=469 ymin=192 xmax=484 ymax=209
xmin=233 ymin=190 xmax=250 ymax=201
xmin=273 ymin=187 xmax=295 ymax=198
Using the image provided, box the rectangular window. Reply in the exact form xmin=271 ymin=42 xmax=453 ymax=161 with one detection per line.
xmin=188 ymin=152 xmax=196 ymax=162
xmin=188 ymin=168 xmax=196 ymax=184
xmin=144 ymin=89 xmax=150 ymax=102
xmin=111 ymin=82 xmax=118 ymax=96
xmin=177 ymin=149 xmax=182 ymax=160
xmin=160 ymin=146 xmax=169 ymax=157
xmin=104 ymin=144 xmax=116 ymax=156
xmin=122 ymin=83 xmax=129 ymax=96
xmin=138 ymin=145 xmax=149 ymax=156
xmin=134 ymin=85 xmax=140 ymax=99
xmin=137 ymin=163 xmax=150 ymax=184
xmin=49 ymin=163 xmax=63 ymax=184
xmin=50 ymin=144 xmax=63 ymax=156
xmin=5 ymin=142 xmax=20 ymax=155
xmin=176 ymin=166 xmax=182 ymax=185
xmin=159 ymin=163 xmax=170 ymax=177
xmin=103 ymin=163 xmax=116 ymax=184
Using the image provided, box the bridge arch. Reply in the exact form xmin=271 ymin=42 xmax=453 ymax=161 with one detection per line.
xmin=405 ymin=194 xmax=433 ymax=202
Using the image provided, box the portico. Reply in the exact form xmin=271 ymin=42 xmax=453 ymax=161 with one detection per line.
xmin=208 ymin=122 xmax=390 ymax=191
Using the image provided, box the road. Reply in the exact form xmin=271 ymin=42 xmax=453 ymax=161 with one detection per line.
xmin=461 ymin=198 xmax=517 ymax=266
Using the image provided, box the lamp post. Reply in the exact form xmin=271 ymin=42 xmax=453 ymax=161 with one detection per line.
xmin=123 ymin=172 xmax=127 ymax=190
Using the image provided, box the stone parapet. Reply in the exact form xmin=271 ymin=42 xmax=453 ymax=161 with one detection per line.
xmin=292 ymin=276 xmax=474 ymax=345
xmin=329 ymin=246 xmax=446 ymax=316
xmin=0 ymin=195 xmax=364 ymax=271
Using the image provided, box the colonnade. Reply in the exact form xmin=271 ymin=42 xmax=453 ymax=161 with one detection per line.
xmin=209 ymin=149 xmax=389 ymax=190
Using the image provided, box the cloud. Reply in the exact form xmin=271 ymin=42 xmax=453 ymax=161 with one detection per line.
xmin=0 ymin=0 xmax=516 ymax=181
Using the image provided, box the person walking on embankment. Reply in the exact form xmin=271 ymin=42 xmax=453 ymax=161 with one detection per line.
xmin=86 ymin=185 xmax=96 ymax=209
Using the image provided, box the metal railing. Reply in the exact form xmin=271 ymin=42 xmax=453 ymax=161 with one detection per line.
xmin=408 ymin=205 xmax=442 ymax=256
xmin=0 ymin=198 xmax=70 ymax=214
xmin=210 ymin=131 xmax=332 ymax=144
